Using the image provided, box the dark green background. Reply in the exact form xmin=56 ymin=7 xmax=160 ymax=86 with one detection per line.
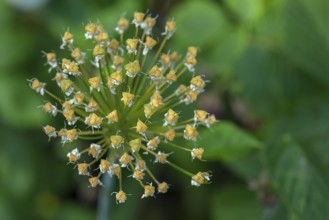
xmin=1 ymin=0 xmax=329 ymax=219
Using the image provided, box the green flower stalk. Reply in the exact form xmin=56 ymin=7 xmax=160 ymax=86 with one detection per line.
xmin=30 ymin=11 xmax=217 ymax=203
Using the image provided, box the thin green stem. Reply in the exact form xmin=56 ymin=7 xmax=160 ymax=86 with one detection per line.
xmin=167 ymin=161 xmax=194 ymax=177
xmin=45 ymin=90 xmax=63 ymax=104
xmin=164 ymin=141 xmax=191 ymax=152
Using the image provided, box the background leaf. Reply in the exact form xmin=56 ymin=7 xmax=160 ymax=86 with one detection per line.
xmin=265 ymin=135 xmax=329 ymax=220
xmin=210 ymin=185 xmax=262 ymax=220
xmin=199 ymin=121 xmax=262 ymax=162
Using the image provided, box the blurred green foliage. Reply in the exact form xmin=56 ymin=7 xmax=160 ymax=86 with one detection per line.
xmin=1 ymin=0 xmax=329 ymax=219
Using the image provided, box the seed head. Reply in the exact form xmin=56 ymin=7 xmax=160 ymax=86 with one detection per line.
xmin=33 ymin=12 xmax=217 ymax=203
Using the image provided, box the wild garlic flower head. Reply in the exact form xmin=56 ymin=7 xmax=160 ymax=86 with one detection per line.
xmin=30 ymin=11 xmax=217 ymax=203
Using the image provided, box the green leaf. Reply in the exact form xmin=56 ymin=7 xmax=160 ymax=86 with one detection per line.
xmin=199 ymin=121 xmax=262 ymax=162
xmin=209 ymin=27 xmax=249 ymax=77
xmin=0 ymin=75 xmax=47 ymax=128
xmin=224 ymin=0 xmax=264 ymax=26
xmin=170 ymin=1 xmax=227 ymax=49
xmin=282 ymin=0 xmax=329 ymax=83
xmin=52 ymin=202 xmax=95 ymax=220
xmin=211 ymin=185 xmax=262 ymax=220
xmin=225 ymin=150 xmax=263 ymax=179
xmin=265 ymin=135 xmax=329 ymax=220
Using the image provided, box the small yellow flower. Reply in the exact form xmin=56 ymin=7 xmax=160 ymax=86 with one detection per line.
xmin=164 ymin=109 xmax=179 ymax=126
xmin=44 ymin=52 xmax=57 ymax=72
xmin=129 ymin=139 xmax=142 ymax=153
xmin=43 ymin=125 xmax=57 ymax=138
xmin=84 ymin=23 xmax=97 ymax=39
xmin=71 ymin=48 xmax=85 ymax=64
xmin=187 ymin=47 xmax=198 ymax=57
xmin=175 ymin=84 xmax=187 ymax=95
xmin=162 ymin=20 xmax=176 ymax=38
xmin=119 ymin=152 xmax=133 ymax=167
xmin=60 ymin=79 xmax=74 ymax=96
xmin=144 ymin=104 xmax=157 ymax=118
xmin=121 ymin=92 xmax=135 ymax=107
xmin=164 ymin=129 xmax=175 ymax=141
xmin=88 ymin=143 xmax=102 ymax=158
xmin=132 ymin=170 xmax=145 ymax=181
xmin=67 ymin=148 xmax=80 ymax=163
xmin=109 ymin=164 xmax=121 ymax=177
xmin=107 ymin=39 xmax=120 ymax=55
xmin=29 ymin=78 xmax=46 ymax=96
xmin=165 ymin=69 xmax=177 ymax=84
xmin=147 ymin=136 xmax=160 ymax=150
xmin=170 ymin=51 xmax=180 ymax=62
xmin=143 ymin=36 xmax=157 ymax=55
xmin=184 ymin=55 xmax=197 ymax=72
xmin=136 ymin=120 xmax=147 ymax=134
xmin=85 ymin=113 xmax=102 ymax=129
xmin=132 ymin=12 xmax=145 ymax=27
xmin=112 ymin=55 xmax=124 ymax=70
xmin=88 ymin=77 xmax=102 ymax=92
xmin=85 ymin=98 xmax=99 ymax=112
xmin=160 ymin=54 xmax=171 ymax=67
xmin=89 ymin=176 xmax=102 ymax=187
xmin=115 ymin=190 xmax=127 ymax=204
xmin=191 ymin=172 xmax=211 ymax=187
xmin=65 ymin=129 xmax=78 ymax=142
xmin=43 ymin=102 xmax=57 ymax=116
xmin=99 ymin=159 xmax=111 ymax=173
xmin=126 ymin=39 xmax=139 ymax=54
xmin=63 ymin=109 xmax=79 ymax=125
xmin=194 ymin=110 xmax=208 ymax=123
xmin=150 ymin=91 xmax=163 ymax=108
xmin=184 ymin=124 xmax=198 ymax=142
xmin=106 ymin=110 xmax=118 ymax=124
xmin=61 ymin=31 xmax=74 ymax=49
xmin=77 ymin=163 xmax=90 ymax=175
xmin=141 ymin=16 xmax=157 ymax=35
xmin=125 ymin=60 xmax=141 ymax=78
xmin=191 ymin=148 xmax=204 ymax=160
xmin=155 ymin=151 xmax=169 ymax=164
xmin=157 ymin=182 xmax=169 ymax=193
xmin=148 ymin=65 xmax=163 ymax=82
xmin=97 ymin=31 xmax=109 ymax=44
xmin=73 ymin=92 xmax=85 ymax=105
xmin=205 ymin=114 xmax=217 ymax=128
xmin=116 ymin=17 xmax=129 ymax=34
xmin=190 ymin=75 xmax=205 ymax=92
xmin=142 ymin=184 xmax=155 ymax=198
xmin=135 ymin=160 xmax=146 ymax=171
xmin=110 ymin=135 xmax=124 ymax=149
xmin=111 ymin=70 xmax=123 ymax=85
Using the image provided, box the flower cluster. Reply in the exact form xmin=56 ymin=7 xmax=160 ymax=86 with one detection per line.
xmin=30 ymin=11 xmax=216 ymax=203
